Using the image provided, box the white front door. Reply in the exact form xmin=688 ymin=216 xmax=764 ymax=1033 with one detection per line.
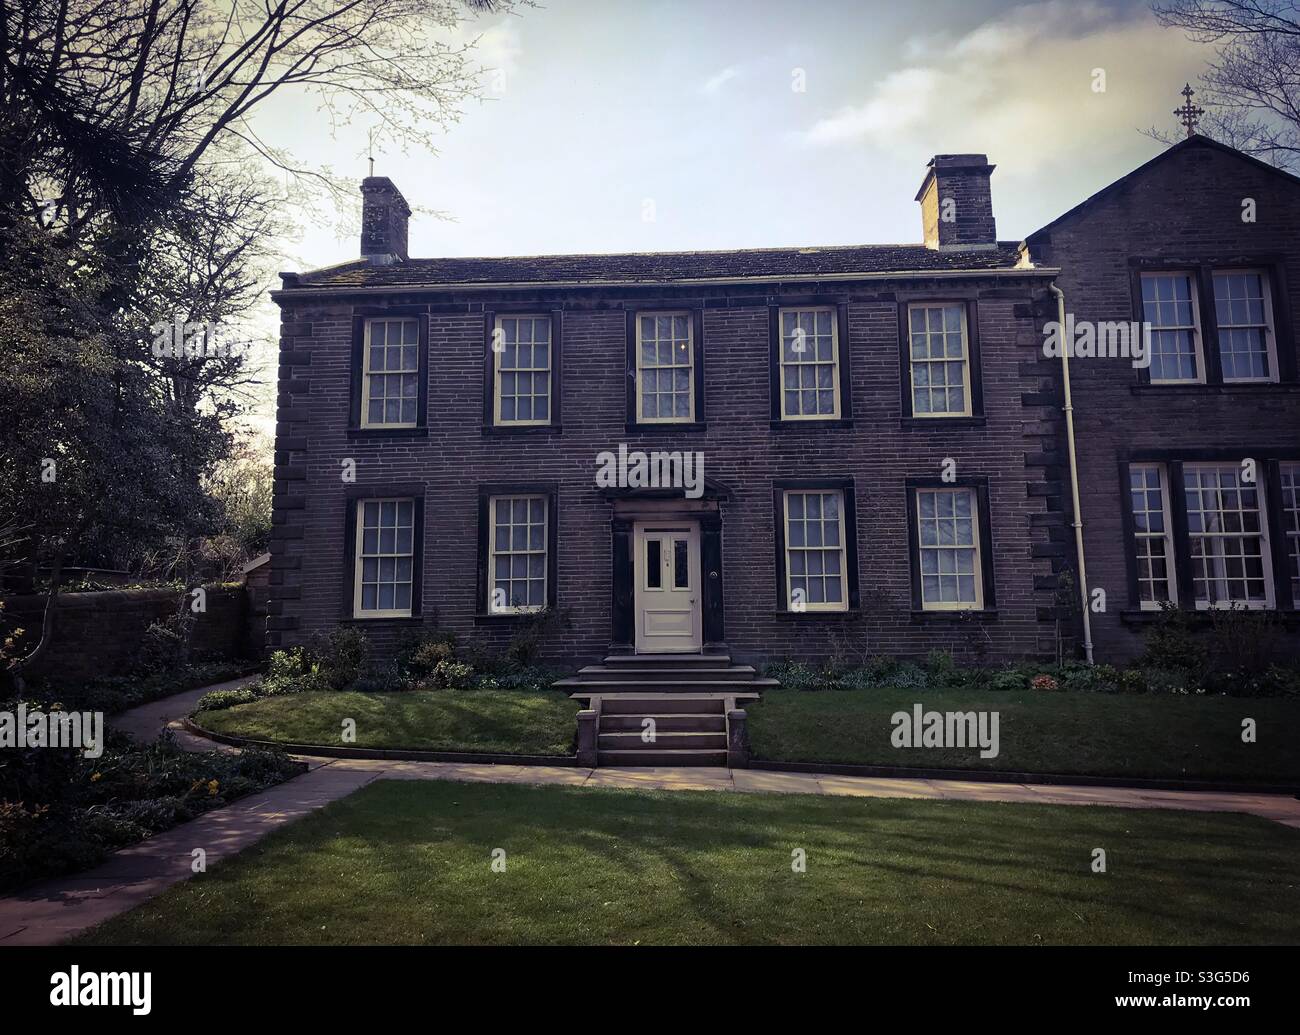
xmin=634 ymin=522 xmax=702 ymax=653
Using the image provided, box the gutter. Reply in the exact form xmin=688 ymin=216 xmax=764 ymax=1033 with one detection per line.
xmin=271 ymin=265 xmax=1061 ymax=301
xmin=1049 ymin=283 xmax=1095 ymax=664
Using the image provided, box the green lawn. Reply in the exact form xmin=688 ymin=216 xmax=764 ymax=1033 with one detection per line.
xmin=77 ymin=779 xmax=1300 ymax=945
xmin=748 ymin=687 xmax=1300 ymax=784
xmin=197 ymin=690 xmax=579 ymax=756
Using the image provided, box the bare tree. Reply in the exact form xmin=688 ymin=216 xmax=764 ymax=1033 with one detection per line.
xmin=1 ymin=0 xmax=520 ymax=236
xmin=1152 ymin=1 xmax=1300 ymax=169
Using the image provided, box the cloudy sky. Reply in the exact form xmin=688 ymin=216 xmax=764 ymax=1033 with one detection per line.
xmin=264 ymin=0 xmax=1212 ymax=265
xmin=240 ymin=0 xmax=1214 ymax=433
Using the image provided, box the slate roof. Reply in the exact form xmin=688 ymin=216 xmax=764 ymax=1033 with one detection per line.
xmin=286 ymin=241 xmax=1032 ymax=290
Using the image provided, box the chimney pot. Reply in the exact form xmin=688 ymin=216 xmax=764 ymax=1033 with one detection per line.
xmin=360 ymin=176 xmax=411 ymax=264
xmin=916 ymin=154 xmax=997 ymax=251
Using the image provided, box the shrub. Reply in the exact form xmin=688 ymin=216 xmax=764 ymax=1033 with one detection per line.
xmin=889 ymin=662 xmax=929 ymax=690
xmin=925 ymin=650 xmax=958 ymax=686
xmin=0 ymin=735 xmax=302 ymax=892
xmin=257 ymin=646 xmax=332 ymax=697
xmin=1141 ymin=603 xmax=1210 ymax=672
xmin=1205 ymin=605 xmax=1285 ymax=690
xmin=348 ymin=662 xmax=411 ymax=694
xmin=196 ymin=687 xmax=259 ymax=711
xmin=135 ymin=611 xmax=195 ymax=676
xmin=427 ymin=660 xmax=475 ymax=689
xmin=505 ymin=608 xmax=569 ymax=668
xmin=1058 ymin=663 xmax=1120 ymax=694
xmin=765 ymin=661 xmax=824 ymax=692
xmin=1030 ymin=674 xmax=1059 ymax=691
xmin=986 ymin=667 xmax=1027 ymax=692
xmin=1136 ymin=666 xmax=1205 ymax=695
xmin=404 ymin=631 xmax=459 ymax=679
xmin=310 ymin=627 xmax=370 ymax=690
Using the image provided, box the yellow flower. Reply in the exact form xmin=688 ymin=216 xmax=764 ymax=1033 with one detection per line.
xmin=90 ymin=772 xmax=102 ymax=782
xmin=207 ymin=779 xmax=220 ymax=796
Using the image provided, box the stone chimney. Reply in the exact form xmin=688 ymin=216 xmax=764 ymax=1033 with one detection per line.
xmin=915 ymin=154 xmax=997 ymax=251
xmin=360 ymin=176 xmax=411 ymax=265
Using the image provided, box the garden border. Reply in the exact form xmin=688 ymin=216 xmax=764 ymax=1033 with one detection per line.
xmin=185 ymin=718 xmax=1297 ymax=795
xmin=182 ymin=717 xmax=579 ymax=767
xmin=748 ymin=758 xmax=1300 ymax=796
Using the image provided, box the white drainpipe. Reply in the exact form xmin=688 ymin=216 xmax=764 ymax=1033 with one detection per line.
xmin=1049 ymin=283 xmax=1095 ymax=664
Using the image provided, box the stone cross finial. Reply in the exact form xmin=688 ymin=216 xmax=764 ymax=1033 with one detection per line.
xmin=1174 ymin=83 xmax=1205 ymax=138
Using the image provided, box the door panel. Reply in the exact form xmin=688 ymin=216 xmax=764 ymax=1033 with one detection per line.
xmin=634 ymin=523 xmax=701 ymax=652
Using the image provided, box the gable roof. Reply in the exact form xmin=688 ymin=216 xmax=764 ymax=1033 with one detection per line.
xmin=1025 ymin=135 xmax=1300 ymax=245
xmin=280 ymin=241 xmax=1035 ymax=293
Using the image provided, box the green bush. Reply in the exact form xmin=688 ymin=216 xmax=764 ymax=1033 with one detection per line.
xmin=196 ymin=687 xmax=259 ymax=711
xmin=986 ymin=667 xmax=1028 ymax=692
xmin=765 ymin=661 xmax=825 ymax=691
xmin=505 ymin=608 xmax=570 ymax=668
xmin=310 ymin=627 xmax=370 ymax=690
xmin=890 ymin=662 xmax=929 ymax=690
xmin=0 ymin=733 xmax=302 ymax=892
xmin=1141 ymin=603 xmax=1210 ymax=672
xmin=135 ymin=611 xmax=195 ymax=676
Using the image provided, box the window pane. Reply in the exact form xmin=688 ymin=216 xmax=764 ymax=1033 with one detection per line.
xmin=785 ymin=491 xmax=847 ymax=611
xmin=496 ymin=317 xmax=551 ymax=424
xmin=779 ymin=309 xmax=837 ymax=418
xmin=916 ymin=488 xmax=980 ymax=608
xmin=637 ymin=312 xmax=692 ymax=421
xmin=1184 ymin=464 xmax=1270 ymax=606
xmin=909 ymin=305 xmax=968 ymax=415
xmin=1142 ymin=274 xmax=1200 ymax=382
xmin=646 ymin=539 xmax=662 ymax=589
xmin=673 ymin=539 xmax=689 ymax=589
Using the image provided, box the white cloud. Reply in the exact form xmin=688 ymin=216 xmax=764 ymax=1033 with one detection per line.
xmin=798 ymin=1 xmax=1210 ymax=175
xmin=701 ymin=66 xmax=741 ymax=96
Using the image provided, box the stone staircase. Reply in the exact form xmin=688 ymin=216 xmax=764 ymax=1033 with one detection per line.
xmin=555 ymin=653 xmax=777 ymax=767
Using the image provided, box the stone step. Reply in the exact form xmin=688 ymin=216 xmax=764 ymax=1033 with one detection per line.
xmin=597 ymin=696 xmax=728 ymax=715
xmin=602 ymin=654 xmax=732 ymax=668
xmin=598 ymin=731 xmax=727 ymax=750
xmin=577 ymin=664 xmax=757 ymax=681
xmin=599 ymin=713 xmax=725 ymax=732
xmin=598 ymin=748 xmax=728 ymax=767
xmin=555 ymin=678 xmax=778 ymax=694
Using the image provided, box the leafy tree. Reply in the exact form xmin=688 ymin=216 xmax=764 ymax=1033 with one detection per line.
xmin=0 ymin=0 xmax=518 ymax=682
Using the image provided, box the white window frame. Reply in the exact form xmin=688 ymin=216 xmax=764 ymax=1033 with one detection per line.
xmin=487 ymin=494 xmax=549 ymax=614
xmin=360 ymin=318 xmax=420 ymax=429
xmin=352 ymin=498 xmax=416 ymax=618
xmin=1140 ymin=271 xmax=1206 ymax=385
xmin=1211 ymin=268 xmax=1278 ymax=384
xmin=782 ymin=489 xmax=849 ymax=612
xmin=493 ymin=315 xmax=553 ymax=427
xmin=915 ymin=487 xmax=984 ymax=611
xmin=907 ymin=303 xmax=973 ymax=418
xmin=1129 ymin=463 xmax=1177 ymax=609
xmin=1183 ymin=462 xmax=1274 ymax=609
xmin=1278 ymin=462 xmax=1300 ymax=602
xmin=777 ymin=307 xmax=841 ymax=421
xmin=635 ymin=311 xmax=694 ymax=423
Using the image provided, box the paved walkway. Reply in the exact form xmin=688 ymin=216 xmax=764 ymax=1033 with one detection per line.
xmin=1 ymin=681 xmax=1297 ymax=946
